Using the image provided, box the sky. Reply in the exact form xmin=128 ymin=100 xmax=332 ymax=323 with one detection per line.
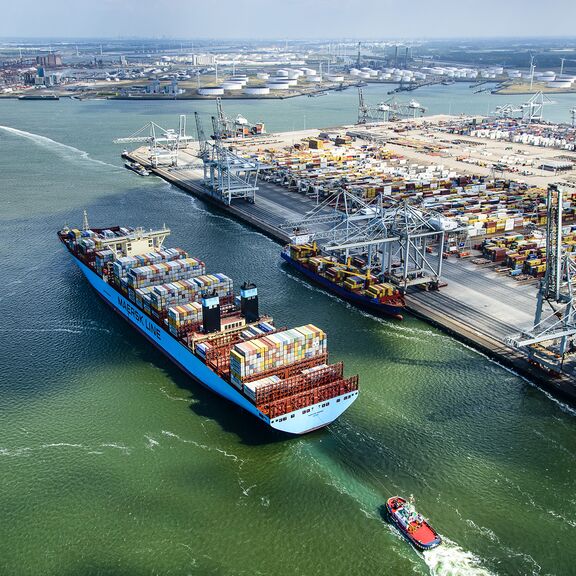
xmin=1 ymin=0 xmax=576 ymax=39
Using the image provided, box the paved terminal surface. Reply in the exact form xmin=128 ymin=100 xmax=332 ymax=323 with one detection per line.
xmin=127 ymin=138 xmax=576 ymax=400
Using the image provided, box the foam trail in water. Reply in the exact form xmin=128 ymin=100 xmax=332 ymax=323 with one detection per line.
xmin=0 ymin=125 xmax=120 ymax=169
xmin=423 ymin=538 xmax=495 ymax=576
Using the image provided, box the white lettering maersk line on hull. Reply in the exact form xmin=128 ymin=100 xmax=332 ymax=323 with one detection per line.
xmin=117 ymin=295 xmax=161 ymax=340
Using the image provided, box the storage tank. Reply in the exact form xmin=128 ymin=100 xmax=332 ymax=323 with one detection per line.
xmin=349 ymin=68 xmax=360 ymax=76
xmin=267 ymin=82 xmax=290 ymax=90
xmin=197 ymin=87 xmax=225 ymax=96
xmin=244 ymin=86 xmax=270 ymax=95
xmin=229 ymin=77 xmax=247 ymax=86
xmin=286 ymin=70 xmax=300 ymax=80
xmin=547 ymin=80 xmax=573 ymax=89
xmin=256 ymin=72 xmax=270 ymax=80
xmin=325 ymin=75 xmax=344 ymax=82
xmin=286 ymin=78 xmax=298 ymax=86
xmin=303 ymin=68 xmax=317 ymax=76
xmin=306 ymin=75 xmax=322 ymax=83
xmin=276 ymin=69 xmax=289 ymax=77
xmin=221 ymin=81 xmax=242 ymax=91
xmin=357 ymin=71 xmax=371 ymax=79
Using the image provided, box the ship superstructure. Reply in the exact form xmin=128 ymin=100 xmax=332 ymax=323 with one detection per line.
xmin=58 ymin=219 xmax=358 ymax=434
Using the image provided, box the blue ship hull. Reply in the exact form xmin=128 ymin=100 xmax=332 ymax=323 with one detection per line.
xmin=281 ymin=253 xmax=404 ymax=320
xmin=67 ymin=257 xmax=357 ymax=434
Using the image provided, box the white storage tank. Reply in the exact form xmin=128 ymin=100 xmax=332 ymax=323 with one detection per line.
xmin=267 ymin=82 xmax=290 ymax=90
xmin=349 ymin=68 xmax=360 ymax=76
xmin=244 ymin=86 xmax=271 ymax=95
xmin=286 ymin=78 xmax=298 ymax=86
xmin=221 ymin=81 xmax=242 ymax=91
xmin=306 ymin=75 xmax=322 ymax=83
xmin=547 ymin=80 xmax=573 ymax=89
xmin=197 ymin=87 xmax=225 ymax=96
xmin=325 ymin=75 xmax=344 ymax=82
xmin=276 ymin=69 xmax=289 ymax=77
xmin=229 ymin=77 xmax=247 ymax=86
xmin=256 ymin=72 xmax=270 ymax=80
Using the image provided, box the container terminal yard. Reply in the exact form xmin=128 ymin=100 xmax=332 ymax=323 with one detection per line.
xmin=118 ymin=108 xmax=576 ymax=403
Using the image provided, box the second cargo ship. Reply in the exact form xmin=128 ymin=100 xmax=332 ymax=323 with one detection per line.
xmin=281 ymin=238 xmax=406 ymax=320
xmin=58 ymin=216 xmax=359 ymax=434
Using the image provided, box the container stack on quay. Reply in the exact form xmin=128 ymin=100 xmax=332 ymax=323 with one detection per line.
xmin=237 ymin=132 xmax=576 ymax=234
xmin=477 ymin=227 xmax=576 ymax=278
xmin=444 ymin=117 xmax=576 ymax=152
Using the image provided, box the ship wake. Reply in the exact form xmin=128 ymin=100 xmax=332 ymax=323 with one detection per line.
xmin=0 ymin=125 xmax=120 ymax=169
xmin=422 ymin=537 xmax=495 ymax=576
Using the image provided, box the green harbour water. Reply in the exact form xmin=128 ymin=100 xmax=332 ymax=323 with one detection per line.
xmin=1 ymin=85 xmax=575 ymax=575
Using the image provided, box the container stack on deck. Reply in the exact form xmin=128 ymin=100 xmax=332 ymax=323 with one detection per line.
xmin=63 ymin=225 xmax=359 ymax=420
xmin=229 ymin=325 xmax=327 ymax=388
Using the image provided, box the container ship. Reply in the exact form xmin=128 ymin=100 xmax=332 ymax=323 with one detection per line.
xmin=281 ymin=240 xmax=406 ymax=320
xmin=58 ymin=218 xmax=358 ymax=434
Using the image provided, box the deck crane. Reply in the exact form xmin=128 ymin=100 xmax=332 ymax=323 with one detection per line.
xmin=113 ymin=115 xmax=193 ymax=167
xmin=506 ymin=184 xmax=576 ymax=373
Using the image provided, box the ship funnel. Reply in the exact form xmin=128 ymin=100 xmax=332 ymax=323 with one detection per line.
xmin=202 ymin=291 xmax=221 ymax=334
xmin=240 ymin=282 xmax=259 ymax=323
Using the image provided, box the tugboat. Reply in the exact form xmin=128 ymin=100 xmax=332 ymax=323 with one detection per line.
xmin=386 ymin=496 xmax=442 ymax=550
xmin=124 ymin=160 xmax=150 ymax=176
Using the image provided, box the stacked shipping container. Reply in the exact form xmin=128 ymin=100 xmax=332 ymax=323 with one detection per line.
xmin=229 ymin=325 xmax=327 ymax=387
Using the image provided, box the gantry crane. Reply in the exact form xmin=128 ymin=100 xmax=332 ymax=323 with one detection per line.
xmin=192 ymin=111 xmax=262 ymax=205
xmin=357 ymin=88 xmax=426 ymax=124
xmin=113 ymin=115 xmax=193 ymax=167
xmin=281 ymin=191 xmax=446 ymax=292
xmin=493 ymin=92 xmax=554 ymax=123
xmin=507 ymin=184 xmax=576 ymax=373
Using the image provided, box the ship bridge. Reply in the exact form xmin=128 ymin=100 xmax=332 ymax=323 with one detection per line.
xmin=99 ymin=226 xmax=171 ymax=257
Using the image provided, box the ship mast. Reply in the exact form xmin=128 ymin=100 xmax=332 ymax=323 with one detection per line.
xmin=82 ymin=209 xmax=90 ymax=231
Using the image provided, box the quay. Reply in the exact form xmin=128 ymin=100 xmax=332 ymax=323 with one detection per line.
xmin=123 ymin=120 xmax=576 ymax=403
